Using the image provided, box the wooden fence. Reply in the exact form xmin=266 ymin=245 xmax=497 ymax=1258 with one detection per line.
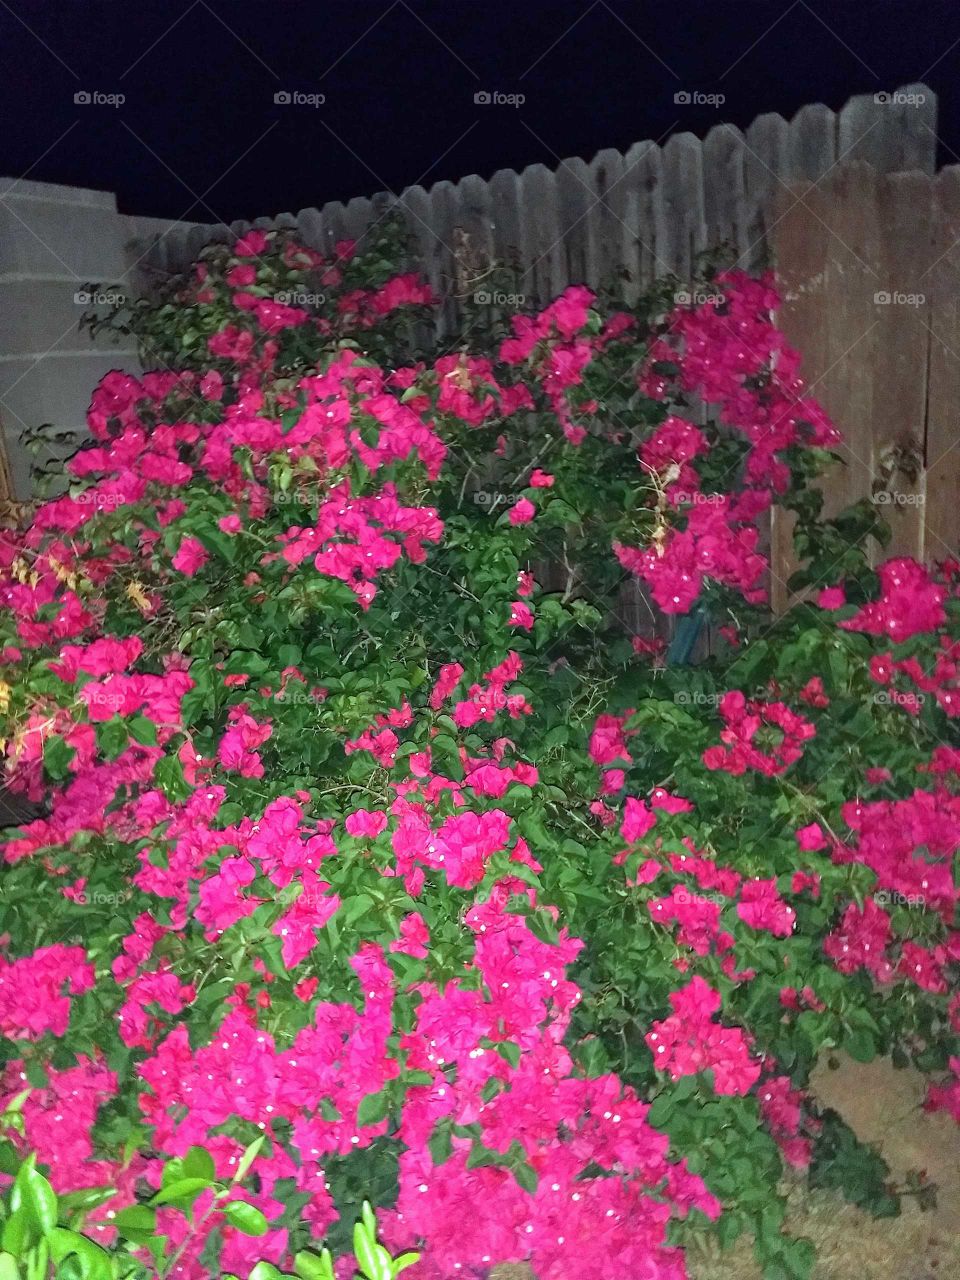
xmin=3 ymin=83 xmax=954 ymax=637
xmin=770 ymin=161 xmax=960 ymax=606
xmin=124 ymin=81 xmax=960 ymax=620
xmin=135 ymin=83 xmax=938 ymax=313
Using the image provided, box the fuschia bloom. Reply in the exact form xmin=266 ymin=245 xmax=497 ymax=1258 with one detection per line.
xmin=795 ymin=822 xmax=827 ymax=852
xmin=345 ymin=809 xmax=388 ymax=838
xmin=621 ymin=796 xmax=656 ymax=843
xmin=171 ymin=536 xmax=208 ymax=576
xmin=817 ymin=585 xmax=846 ymax=609
xmin=233 ymin=229 xmax=269 ymax=257
xmin=508 ymin=497 xmax=535 ymax=525
xmin=199 ymin=369 xmax=224 ymax=401
xmin=390 ymin=912 xmax=430 ymax=959
xmin=226 ymin=263 xmax=257 ymax=287
xmin=508 ymin=600 xmax=534 ymax=630
xmin=737 ymin=877 xmax=795 ymax=937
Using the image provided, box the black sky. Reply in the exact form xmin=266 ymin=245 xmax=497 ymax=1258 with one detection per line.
xmin=2 ymin=0 xmax=959 ymax=224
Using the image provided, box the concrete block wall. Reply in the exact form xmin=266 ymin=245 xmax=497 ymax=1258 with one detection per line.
xmin=0 ymin=178 xmax=217 ymax=497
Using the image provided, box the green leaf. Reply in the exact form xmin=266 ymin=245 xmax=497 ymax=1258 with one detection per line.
xmin=127 ymin=714 xmax=158 ymax=746
xmin=113 ymin=1204 xmax=156 ymax=1244
xmin=181 ymin=1147 xmax=216 ymax=1183
xmin=428 ymin=1124 xmax=453 ymax=1166
xmin=393 ymin=1253 xmax=421 ymax=1275
xmin=11 ymin=1157 xmax=57 ymax=1234
xmin=356 ymin=1089 xmax=390 ymax=1127
xmin=294 ymin=1249 xmax=334 ymax=1280
xmin=222 ymin=1201 xmax=269 ymax=1236
xmin=95 ymin=717 xmax=130 ymax=760
xmin=232 ymin=1135 xmax=266 ymax=1184
xmin=249 ymin=1264 xmax=285 ymax=1280
xmin=149 ymin=1177 xmax=213 ymax=1207
xmin=154 ymin=754 xmax=191 ymax=802
xmin=647 ymin=1094 xmax=674 ymax=1127
xmin=844 ymin=1029 xmax=877 ymax=1063
xmin=493 ymin=1041 xmax=521 ymax=1068
xmin=511 ymin=1160 xmax=538 ymax=1194
xmin=0 ymin=1212 xmax=30 ymax=1260
xmin=42 ymin=736 xmax=75 ymax=781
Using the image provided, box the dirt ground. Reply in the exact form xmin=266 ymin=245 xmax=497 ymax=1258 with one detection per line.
xmin=493 ymin=1053 xmax=960 ymax=1280
xmin=689 ymin=1053 xmax=960 ymax=1280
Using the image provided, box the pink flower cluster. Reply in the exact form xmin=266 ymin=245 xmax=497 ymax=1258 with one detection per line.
xmin=645 ymin=976 xmax=761 ymax=1095
xmin=702 ymin=690 xmax=815 ymax=776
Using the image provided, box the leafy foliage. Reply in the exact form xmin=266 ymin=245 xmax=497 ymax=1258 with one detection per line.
xmin=0 ymin=225 xmax=958 ymax=1280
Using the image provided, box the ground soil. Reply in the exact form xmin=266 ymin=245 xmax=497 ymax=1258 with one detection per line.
xmin=688 ymin=1052 xmax=960 ymax=1280
xmin=493 ymin=1053 xmax=960 ymax=1280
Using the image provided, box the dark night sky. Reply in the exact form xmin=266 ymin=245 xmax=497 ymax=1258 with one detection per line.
xmin=2 ymin=0 xmax=960 ymax=224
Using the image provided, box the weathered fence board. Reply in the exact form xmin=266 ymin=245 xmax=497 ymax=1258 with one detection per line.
xmin=770 ymin=156 xmax=960 ymax=601
xmin=127 ymin=84 xmax=938 ymax=315
xmin=118 ymin=80 xmax=959 ymax=595
xmin=924 ymin=167 xmax=960 ymax=566
xmin=4 ymin=85 xmax=953 ymax=605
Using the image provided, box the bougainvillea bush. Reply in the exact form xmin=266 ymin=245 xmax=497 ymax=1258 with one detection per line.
xmin=0 ymin=223 xmax=958 ymax=1280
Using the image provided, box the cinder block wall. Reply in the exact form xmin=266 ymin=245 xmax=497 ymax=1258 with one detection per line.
xmin=0 ymin=178 xmax=140 ymax=495
xmin=0 ymin=179 xmax=220 ymax=498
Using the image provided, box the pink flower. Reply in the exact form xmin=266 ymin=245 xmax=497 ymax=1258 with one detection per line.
xmin=218 ymin=514 xmax=242 ymax=534
xmin=589 ymin=713 xmax=631 ymax=767
xmin=840 ymin=558 xmax=946 ymax=641
xmin=865 ymin=766 xmax=892 ymax=784
xmin=737 ymin=877 xmax=795 ymax=937
xmin=795 ymin=822 xmax=827 ymax=852
xmin=599 ymin=769 xmax=625 ymax=794
xmin=529 ymin=469 xmax=554 ymax=487
xmin=508 ymin=601 xmax=534 ymax=630
xmin=817 ymin=585 xmax=846 ymax=609
xmin=621 ymin=796 xmax=656 ymax=843
xmin=508 ymin=497 xmax=535 ymax=525
xmin=645 ymin=976 xmax=761 ymax=1095
xmin=199 ymin=370 xmax=224 ymax=401
xmin=172 ymin=536 xmax=208 ymax=576
xmin=226 ymin=263 xmax=257 ymax=287
xmin=233 ymin=229 xmax=269 ymax=257
xmin=345 ymin=809 xmax=388 ymax=838
xmin=0 ymin=946 xmax=95 ymax=1040
xmin=390 ymin=912 xmax=430 ymax=959
xmin=273 ymin=879 xmax=340 ymax=968
xmin=650 ymin=787 xmax=694 ymax=814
